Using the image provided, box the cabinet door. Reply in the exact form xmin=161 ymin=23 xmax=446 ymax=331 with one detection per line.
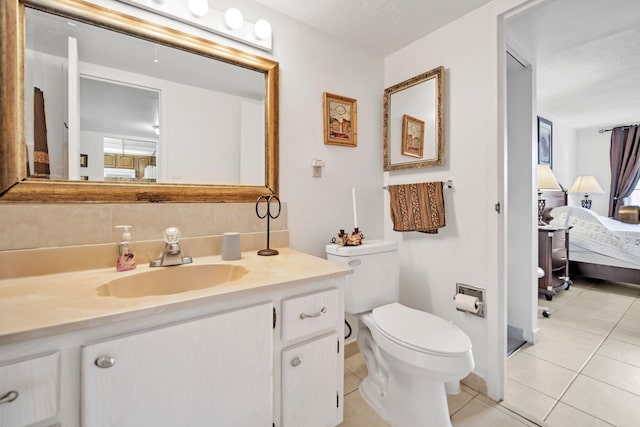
xmin=282 ymin=332 xmax=338 ymax=427
xmin=103 ymin=153 xmax=115 ymax=168
xmin=81 ymin=303 xmax=273 ymax=427
xmin=116 ymin=154 xmax=134 ymax=169
xmin=0 ymin=352 xmax=60 ymax=427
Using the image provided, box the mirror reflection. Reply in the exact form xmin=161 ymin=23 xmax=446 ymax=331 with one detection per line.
xmin=383 ymin=66 xmax=445 ymax=171
xmin=25 ymin=7 xmax=266 ymax=185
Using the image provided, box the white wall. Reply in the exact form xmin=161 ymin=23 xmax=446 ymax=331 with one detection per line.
xmin=258 ymin=6 xmax=385 ymax=257
xmin=240 ymin=100 xmax=266 ymax=186
xmin=506 ymin=53 xmax=536 ymax=344
xmin=383 ymin=0 xmax=527 ymax=398
xmin=79 ymin=131 xmax=106 ymax=180
xmin=166 ymin=83 xmax=241 ymax=184
xmin=575 ymin=127 xmax=611 ymax=216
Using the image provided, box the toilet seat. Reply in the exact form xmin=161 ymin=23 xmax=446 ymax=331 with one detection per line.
xmin=372 ymin=303 xmax=471 ymax=357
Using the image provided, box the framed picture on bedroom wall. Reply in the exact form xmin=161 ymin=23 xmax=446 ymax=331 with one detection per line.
xmin=537 ymin=116 xmax=553 ymax=167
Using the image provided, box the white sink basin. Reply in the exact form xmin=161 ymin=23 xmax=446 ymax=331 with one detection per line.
xmin=96 ymin=264 xmax=248 ymax=298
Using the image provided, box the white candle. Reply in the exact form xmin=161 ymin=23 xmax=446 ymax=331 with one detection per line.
xmin=352 ymin=188 xmax=358 ymax=229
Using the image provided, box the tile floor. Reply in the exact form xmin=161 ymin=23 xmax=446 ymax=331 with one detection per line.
xmin=504 ymin=277 xmax=640 ymax=426
xmin=339 ymin=277 xmax=640 ymax=426
xmin=340 ymin=351 xmax=540 ymax=426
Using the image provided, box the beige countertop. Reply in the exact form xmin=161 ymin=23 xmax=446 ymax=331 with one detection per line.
xmin=0 ymin=248 xmax=351 ymax=345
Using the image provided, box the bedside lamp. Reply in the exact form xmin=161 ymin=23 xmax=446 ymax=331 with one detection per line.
xmin=537 ymin=164 xmax=561 ymax=225
xmin=569 ymin=176 xmax=604 ymax=209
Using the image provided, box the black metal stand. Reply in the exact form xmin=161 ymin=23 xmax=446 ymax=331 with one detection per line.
xmin=256 ymin=195 xmax=281 ymax=256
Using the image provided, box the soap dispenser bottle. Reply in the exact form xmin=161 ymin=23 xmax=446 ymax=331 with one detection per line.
xmin=115 ymin=225 xmax=136 ymax=272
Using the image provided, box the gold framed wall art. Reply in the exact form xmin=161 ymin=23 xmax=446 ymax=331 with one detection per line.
xmin=323 ymin=92 xmax=357 ymax=147
xmin=401 ymin=114 xmax=424 ymax=158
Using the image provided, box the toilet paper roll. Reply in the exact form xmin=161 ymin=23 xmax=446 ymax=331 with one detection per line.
xmin=454 ymin=293 xmax=480 ymax=313
xmin=221 ymin=232 xmax=241 ymax=261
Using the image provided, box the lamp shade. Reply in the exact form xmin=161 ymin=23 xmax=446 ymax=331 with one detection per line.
xmin=569 ymin=176 xmax=604 ymax=195
xmin=537 ymin=164 xmax=561 ymax=190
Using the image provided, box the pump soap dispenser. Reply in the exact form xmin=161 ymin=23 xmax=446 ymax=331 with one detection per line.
xmin=115 ymin=225 xmax=136 ymax=272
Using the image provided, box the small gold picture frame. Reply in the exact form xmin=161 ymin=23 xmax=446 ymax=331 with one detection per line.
xmin=323 ymin=92 xmax=357 ymax=147
xmin=401 ymin=114 xmax=424 ymax=158
xmin=80 ymin=153 xmax=88 ymax=167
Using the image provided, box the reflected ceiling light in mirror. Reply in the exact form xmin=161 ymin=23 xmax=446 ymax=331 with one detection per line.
xmin=224 ymin=8 xmax=243 ymax=30
xmin=116 ymin=0 xmax=273 ymax=52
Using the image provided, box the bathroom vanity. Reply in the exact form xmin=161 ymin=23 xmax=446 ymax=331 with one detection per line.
xmin=0 ymin=249 xmax=349 ymax=427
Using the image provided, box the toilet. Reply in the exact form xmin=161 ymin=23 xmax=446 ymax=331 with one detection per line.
xmin=326 ymin=240 xmax=474 ymax=427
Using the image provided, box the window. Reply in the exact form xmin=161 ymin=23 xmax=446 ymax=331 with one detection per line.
xmin=625 ymin=182 xmax=640 ymax=206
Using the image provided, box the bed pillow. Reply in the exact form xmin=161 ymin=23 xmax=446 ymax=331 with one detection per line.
xmin=548 ymin=206 xmax=599 ymax=227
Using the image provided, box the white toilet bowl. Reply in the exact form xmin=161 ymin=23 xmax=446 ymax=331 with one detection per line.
xmin=326 ymin=241 xmax=474 ymax=427
xmin=356 ymin=303 xmax=473 ymax=427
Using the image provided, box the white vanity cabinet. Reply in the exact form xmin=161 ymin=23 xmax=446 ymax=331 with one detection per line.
xmin=0 ymin=352 xmax=60 ymax=427
xmin=280 ymin=289 xmax=343 ymax=427
xmin=81 ymin=302 xmax=273 ymax=427
xmin=0 ymin=255 xmax=348 ymax=427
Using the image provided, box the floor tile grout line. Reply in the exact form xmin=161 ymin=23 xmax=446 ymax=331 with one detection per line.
xmin=548 ymin=400 xmax=617 ymax=427
xmin=497 ymin=401 xmax=546 ymax=426
xmin=504 ymin=374 xmax=565 ymax=402
xmin=578 ymin=369 xmax=640 ymax=398
xmin=545 ymin=286 xmax=638 ymax=419
xmin=508 ymin=279 xmax=636 ymax=425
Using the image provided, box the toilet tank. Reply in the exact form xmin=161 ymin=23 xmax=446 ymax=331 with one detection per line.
xmin=326 ymin=240 xmax=399 ymax=314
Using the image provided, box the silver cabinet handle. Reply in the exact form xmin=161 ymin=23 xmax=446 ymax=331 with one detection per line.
xmin=95 ymin=355 xmax=116 ymax=368
xmin=0 ymin=390 xmax=19 ymax=404
xmin=291 ymin=357 xmax=302 ymax=367
xmin=299 ymin=306 xmax=327 ymax=320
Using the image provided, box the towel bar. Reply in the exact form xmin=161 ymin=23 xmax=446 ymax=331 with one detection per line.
xmin=383 ymin=180 xmax=453 ymax=190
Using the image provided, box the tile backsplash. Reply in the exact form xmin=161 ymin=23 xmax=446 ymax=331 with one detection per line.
xmin=0 ymin=202 xmax=287 ymax=251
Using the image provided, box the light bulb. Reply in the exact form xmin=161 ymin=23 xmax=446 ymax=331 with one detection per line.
xmin=187 ymin=0 xmax=208 ymax=17
xmin=254 ymin=19 xmax=271 ymax=40
xmin=225 ymin=8 xmax=244 ymax=30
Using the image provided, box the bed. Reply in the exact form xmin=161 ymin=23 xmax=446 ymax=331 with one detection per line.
xmin=547 ymin=205 xmax=640 ymax=285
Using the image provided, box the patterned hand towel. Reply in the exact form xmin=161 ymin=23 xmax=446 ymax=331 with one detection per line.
xmin=33 ymin=87 xmax=50 ymax=179
xmin=388 ymin=182 xmax=446 ymax=234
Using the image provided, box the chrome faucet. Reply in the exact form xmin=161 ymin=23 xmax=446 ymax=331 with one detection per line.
xmin=150 ymin=226 xmax=193 ymax=267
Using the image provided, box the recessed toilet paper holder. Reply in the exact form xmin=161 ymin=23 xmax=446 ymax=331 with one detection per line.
xmin=454 ymin=283 xmax=485 ymax=318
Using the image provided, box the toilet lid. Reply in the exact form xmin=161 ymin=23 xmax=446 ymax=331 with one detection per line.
xmin=372 ymin=303 xmax=471 ymax=357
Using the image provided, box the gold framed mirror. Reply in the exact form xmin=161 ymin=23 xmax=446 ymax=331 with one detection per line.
xmin=0 ymin=0 xmax=279 ymax=203
xmin=383 ymin=66 xmax=444 ymax=171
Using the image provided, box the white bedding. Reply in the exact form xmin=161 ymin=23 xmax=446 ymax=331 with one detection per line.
xmin=549 ymin=206 xmax=640 ymax=266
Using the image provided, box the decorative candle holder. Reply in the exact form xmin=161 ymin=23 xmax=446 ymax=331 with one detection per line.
xmin=331 ymin=228 xmax=364 ymax=246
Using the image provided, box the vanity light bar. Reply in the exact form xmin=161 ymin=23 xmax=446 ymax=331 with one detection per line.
xmin=115 ymin=0 xmax=273 ymax=52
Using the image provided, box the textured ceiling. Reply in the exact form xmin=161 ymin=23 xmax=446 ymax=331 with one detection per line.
xmin=253 ymin=0 xmax=493 ymax=55
xmin=506 ymin=0 xmax=640 ymax=130
xmin=258 ymin=0 xmax=640 ymax=131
